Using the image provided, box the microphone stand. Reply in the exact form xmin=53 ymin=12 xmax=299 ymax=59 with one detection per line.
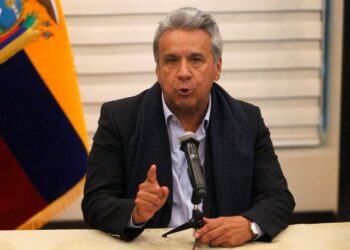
xmin=162 ymin=200 xmax=204 ymax=238
xmin=162 ymin=132 xmax=207 ymax=240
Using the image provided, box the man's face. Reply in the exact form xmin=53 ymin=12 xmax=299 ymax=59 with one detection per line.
xmin=156 ymin=29 xmax=222 ymax=116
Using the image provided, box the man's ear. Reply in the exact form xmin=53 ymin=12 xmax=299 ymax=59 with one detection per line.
xmin=214 ymin=57 xmax=222 ymax=81
xmin=155 ymin=65 xmax=160 ymax=80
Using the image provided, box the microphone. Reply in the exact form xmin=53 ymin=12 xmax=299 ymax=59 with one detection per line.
xmin=179 ymin=131 xmax=207 ymax=205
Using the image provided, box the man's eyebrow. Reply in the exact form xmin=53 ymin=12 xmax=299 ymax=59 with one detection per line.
xmin=189 ymin=52 xmax=204 ymax=58
xmin=163 ymin=53 xmax=177 ymax=57
xmin=161 ymin=52 xmax=205 ymax=59
xmin=162 ymin=53 xmax=178 ymax=59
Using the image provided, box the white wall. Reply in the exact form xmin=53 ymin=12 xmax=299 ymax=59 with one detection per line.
xmin=54 ymin=0 xmax=343 ymax=221
xmin=277 ymin=0 xmax=343 ymax=212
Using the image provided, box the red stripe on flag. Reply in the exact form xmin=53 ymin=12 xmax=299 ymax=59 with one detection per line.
xmin=0 ymin=137 xmax=48 ymax=229
xmin=0 ymin=26 xmax=21 ymax=43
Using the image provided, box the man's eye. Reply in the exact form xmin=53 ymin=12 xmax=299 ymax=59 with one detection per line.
xmin=165 ymin=57 xmax=177 ymax=63
xmin=191 ymin=57 xmax=202 ymax=63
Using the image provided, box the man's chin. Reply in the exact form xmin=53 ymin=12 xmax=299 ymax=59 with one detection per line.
xmin=173 ymin=102 xmax=200 ymax=114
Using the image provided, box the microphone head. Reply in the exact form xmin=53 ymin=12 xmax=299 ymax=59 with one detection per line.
xmin=179 ymin=131 xmax=199 ymax=151
xmin=179 ymin=131 xmax=197 ymax=144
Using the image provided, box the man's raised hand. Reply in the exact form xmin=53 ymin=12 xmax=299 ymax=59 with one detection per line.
xmin=132 ymin=164 xmax=169 ymax=224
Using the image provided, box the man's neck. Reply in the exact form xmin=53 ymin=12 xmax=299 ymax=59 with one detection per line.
xmin=162 ymin=93 xmax=211 ymax=133
xmin=177 ymin=110 xmax=206 ymax=132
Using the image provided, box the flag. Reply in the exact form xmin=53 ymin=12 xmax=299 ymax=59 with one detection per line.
xmin=0 ymin=0 xmax=89 ymax=229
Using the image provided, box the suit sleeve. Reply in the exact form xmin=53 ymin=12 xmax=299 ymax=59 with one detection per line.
xmin=241 ymin=106 xmax=295 ymax=241
xmin=81 ymin=103 xmax=143 ymax=241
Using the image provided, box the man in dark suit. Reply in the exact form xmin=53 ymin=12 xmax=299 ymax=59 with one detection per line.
xmin=82 ymin=7 xmax=295 ymax=248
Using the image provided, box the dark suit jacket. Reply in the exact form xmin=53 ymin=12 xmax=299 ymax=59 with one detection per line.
xmin=82 ymin=85 xmax=295 ymax=242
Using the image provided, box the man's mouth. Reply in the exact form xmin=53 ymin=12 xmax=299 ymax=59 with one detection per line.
xmin=177 ymin=88 xmax=194 ymax=96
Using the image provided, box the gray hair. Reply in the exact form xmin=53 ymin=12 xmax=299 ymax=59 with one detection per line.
xmin=153 ymin=7 xmax=223 ymax=63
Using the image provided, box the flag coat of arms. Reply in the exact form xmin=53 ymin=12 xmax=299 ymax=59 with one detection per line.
xmin=0 ymin=0 xmax=89 ymax=229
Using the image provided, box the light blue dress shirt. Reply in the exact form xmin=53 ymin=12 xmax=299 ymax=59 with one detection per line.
xmin=162 ymin=94 xmax=211 ymax=227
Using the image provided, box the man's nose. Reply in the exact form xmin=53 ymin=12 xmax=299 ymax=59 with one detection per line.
xmin=177 ymin=60 xmax=191 ymax=80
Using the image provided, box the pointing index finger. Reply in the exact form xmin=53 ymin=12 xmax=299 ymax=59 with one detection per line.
xmin=146 ymin=164 xmax=157 ymax=183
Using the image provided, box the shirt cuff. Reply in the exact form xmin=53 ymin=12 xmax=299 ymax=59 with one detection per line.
xmin=127 ymin=214 xmax=147 ymax=228
xmin=252 ymin=221 xmax=264 ymax=240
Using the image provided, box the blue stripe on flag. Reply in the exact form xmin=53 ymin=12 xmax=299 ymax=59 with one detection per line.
xmin=0 ymin=51 xmax=87 ymax=202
